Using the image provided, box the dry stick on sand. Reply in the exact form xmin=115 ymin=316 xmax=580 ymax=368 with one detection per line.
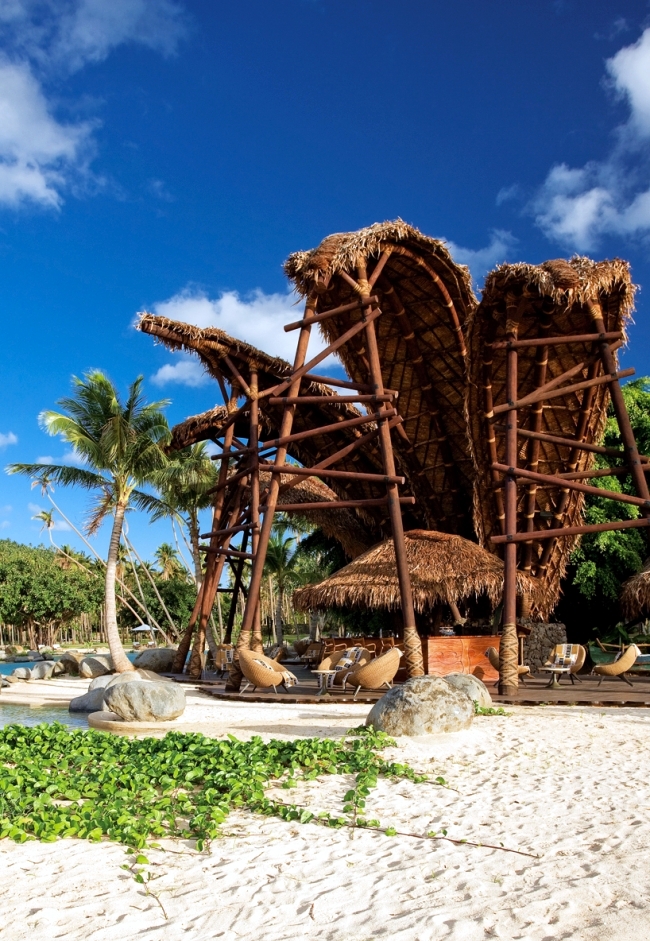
xmin=270 ymin=803 xmax=538 ymax=858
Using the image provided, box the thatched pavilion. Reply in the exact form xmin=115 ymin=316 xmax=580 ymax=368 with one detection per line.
xmin=293 ymin=529 xmax=539 ymax=617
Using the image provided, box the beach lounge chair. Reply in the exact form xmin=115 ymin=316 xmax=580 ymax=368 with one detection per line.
xmin=342 ymin=648 xmax=403 ymax=700
xmin=539 ymin=644 xmax=586 ymax=687
xmin=592 ymin=643 xmax=641 ymax=687
xmin=316 ymin=646 xmax=372 ymax=686
xmin=238 ymin=647 xmax=298 ymax=694
xmin=485 ymin=646 xmax=531 ymax=685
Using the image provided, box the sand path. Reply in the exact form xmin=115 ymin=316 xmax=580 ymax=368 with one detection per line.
xmin=1 ymin=688 xmax=649 ymax=939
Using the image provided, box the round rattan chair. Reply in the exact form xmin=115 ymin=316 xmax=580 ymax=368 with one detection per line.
xmin=238 ymin=647 xmax=296 ymax=694
xmin=592 ymin=643 xmax=640 ymax=687
xmin=342 ymin=648 xmax=403 ymax=700
xmin=316 ymin=647 xmax=372 ymax=686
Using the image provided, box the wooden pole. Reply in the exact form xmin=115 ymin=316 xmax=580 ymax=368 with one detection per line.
xmin=226 ymin=296 xmax=316 ymax=690
xmin=360 ymin=268 xmax=424 ymax=677
xmin=249 ymin=370 xmax=264 ymax=654
xmin=500 ymin=301 xmax=519 ymax=696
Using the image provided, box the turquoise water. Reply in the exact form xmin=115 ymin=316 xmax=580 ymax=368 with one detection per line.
xmin=0 ymin=660 xmax=44 ymax=675
xmin=0 ymin=704 xmax=89 ymax=730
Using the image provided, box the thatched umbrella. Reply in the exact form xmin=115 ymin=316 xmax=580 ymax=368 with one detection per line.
xmin=293 ymin=529 xmax=539 ymax=614
xmin=621 ymin=560 xmax=650 ymax=620
xmin=466 ymin=256 xmax=636 ymax=617
xmin=285 ymin=220 xmax=478 ymax=537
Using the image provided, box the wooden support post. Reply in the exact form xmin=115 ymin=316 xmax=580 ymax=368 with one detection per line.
xmin=588 ymin=300 xmax=650 ymax=504
xmin=249 ymin=370 xmax=264 ymax=653
xmin=226 ymin=296 xmax=316 ymax=690
xmin=520 ymin=315 xmax=551 ymax=578
xmin=360 ymin=267 xmax=424 ymax=677
xmin=224 ymin=531 xmax=249 ymax=644
xmin=500 ymin=302 xmax=519 ymax=696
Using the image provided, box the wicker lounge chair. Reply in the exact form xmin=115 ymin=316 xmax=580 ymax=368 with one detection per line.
xmin=215 ymin=644 xmax=234 ymax=677
xmin=316 ymin=646 xmax=372 ymax=686
xmin=485 ymin=646 xmax=531 ymax=685
xmin=302 ymin=641 xmax=325 ymax=667
xmin=342 ymin=648 xmax=403 ymax=700
xmin=592 ymin=643 xmax=641 ymax=687
xmin=238 ymin=647 xmax=297 ymax=694
xmin=539 ymin=644 xmax=586 ymax=687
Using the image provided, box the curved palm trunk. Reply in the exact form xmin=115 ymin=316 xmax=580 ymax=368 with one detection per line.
xmin=105 ymin=504 xmax=135 ymax=673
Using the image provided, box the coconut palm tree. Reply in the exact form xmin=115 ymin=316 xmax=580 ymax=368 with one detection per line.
xmin=264 ymin=522 xmax=299 ymax=647
xmin=154 ymin=543 xmax=184 ymax=580
xmin=8 ymin=371 xmax=170 ymax=673
xmin=149 ymin=442 xmax=218 ymax=586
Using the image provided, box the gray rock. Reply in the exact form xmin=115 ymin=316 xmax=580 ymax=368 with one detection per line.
xmin=79 ymin=655 xmax=113 ymax=678
xmin=366 ymin=675 xmax=474 ymax=736
xmin=68 ymin=688 xmax=107 ymax=713
xmin=132 ymin=648 xmax=177 ymax=673
xmin=51 ymin=661 xmax=66 ymax=676
xmin=443 ymin=673 xmax=492 ymax=709
xmin=30 ymin=661 xmax=56 ymax=680
xmin=4 ymin=674 xmax=20 ymax=684
xmin=0 ymin=650 xmax=7 ymax=661
xmin=11 ymin=667 xmax=32 ymax=680
xmin=59 ymin=651 xmax=86 ymax=675
xmin=1 ymin=676 xmax=9 ymax=687
xmin=104 ymin=681 xmax=185 ymax=722
xmin=27 ymin=650 xmax=44 ymax=661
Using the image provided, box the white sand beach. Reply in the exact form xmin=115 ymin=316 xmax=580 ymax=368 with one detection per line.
xmin=1 ymin=682 xmax=650 ymax=940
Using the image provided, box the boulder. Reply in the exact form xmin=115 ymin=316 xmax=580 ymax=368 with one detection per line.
xmin=59 ymin=651 xmax=86 ymax=675
xmin=444 ymin=673 xmax=492 ymax=709
xmin=132 ymin=648 xmax=177 ymax=673
xmin=0 ymin=649 xmax=7 ymax=661
xmin=104 ymin=681 xmax=185 ymax=722
xmin=4 ymin=674 xmax=20 ymax=684
xmin=27 ymin=650 xmax=44 ymax=661
xmin=79 ymin=655 xmax=113 ymax=678
xmin=366 ymin=675 xmax=474 ymax=736
xmin=11 ymin=667 xmax=32 ymax=680
xmin=1 ymin=675 xmax=9 ymax=687
xmin=51 ymin=661 xmax=66 ymax=677
xmin=30 ymin=661 xmax=56 ymax=680
xmin=68 ymin=688 xmax=107 ymax=713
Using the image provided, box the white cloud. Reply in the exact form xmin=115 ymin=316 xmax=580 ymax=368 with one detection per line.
xmin=149 ymin=287 xmax=338 ymax=386
xmin=0 ymin=430 xmax=18 ymax=447
xmin=445 ymin=230 xmax=518 ymax=279
xmin=0 ymin=0 xmax=187 ymax=208
xmin=36 ymin=454 xmax=53 ymax=463
xmin=0 ymin=520 xmax=10 ymax=529
xmin=532 ymin=28 xmax=650 ymax=250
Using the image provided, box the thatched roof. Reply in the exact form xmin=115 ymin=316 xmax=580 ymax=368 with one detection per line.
xmin=466 ymin=256 xmax=636 ymax=616
xmin=285 ymin=220 xmax=479 ymax=537
xmin=620 ymin=560 xmax=650 ymax=620
xmin=293 ymin=529 xmax=540 ymax=613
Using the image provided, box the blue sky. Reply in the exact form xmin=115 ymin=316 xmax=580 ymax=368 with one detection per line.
xmin=2 ymin=0 xmax=650 ymax=562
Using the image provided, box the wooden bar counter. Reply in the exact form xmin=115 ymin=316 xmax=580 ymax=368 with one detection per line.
xmin=422 ymin=635 xmax=500 ymax=683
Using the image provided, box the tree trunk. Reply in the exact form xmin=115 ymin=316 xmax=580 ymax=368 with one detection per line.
xmin=105 ymin=504 xmax=135 ymax=673
xmin=275 ymin=587 xmax=284 ymax=647
xmin=188 ymin=512 xmax=203 ymax=589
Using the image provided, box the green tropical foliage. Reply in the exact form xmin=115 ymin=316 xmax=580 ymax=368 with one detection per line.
xmin=0 ymin=540 xmax=103 ymax=645
xmin=558 ymin=378 xmax=650 ymax=632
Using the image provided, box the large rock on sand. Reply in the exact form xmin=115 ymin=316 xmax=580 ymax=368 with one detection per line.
xmin=104 ymin=681 xmax=185 ymax=722
xmin=366 ymin=675 xmax=474 ymax=736
xmin=30 ymin=661 xmax=56 ymax=680
xmin=132 ymin=648 xmax=177 ymax=673
xmin=69 ymin=687 xmax=108 ymax=713
xmin=59 ymin=651 xmax=86 ymax=675
xmin=79 ymin=655 xmax=113 ymax=678
xmin=11 ymin=667 xmax=32 ymax=680
xmin=444 ymin=672 xmax=492 ymax=709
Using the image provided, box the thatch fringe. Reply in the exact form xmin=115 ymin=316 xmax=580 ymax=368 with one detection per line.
xmin=293 ymin=529 xmax=540 ymax=613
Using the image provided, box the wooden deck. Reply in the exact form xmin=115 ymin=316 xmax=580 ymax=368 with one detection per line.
xmin=173 ymin=662 xmax=650 ymax=708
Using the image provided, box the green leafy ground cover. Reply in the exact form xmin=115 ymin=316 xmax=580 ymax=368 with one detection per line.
xmin=0 ymin=724 xmax=427 ymax=849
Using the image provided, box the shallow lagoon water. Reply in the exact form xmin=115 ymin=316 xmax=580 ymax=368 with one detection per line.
xmin=0 ymin=703 xmax=89 ymax=730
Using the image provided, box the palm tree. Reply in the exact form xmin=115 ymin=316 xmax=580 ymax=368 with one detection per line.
xmin=8 ymin=371 xmax=170 ymax=673
xmin=149 ymin=442 xmax=218 ymax=586
xmin=264 ymin=522 xmax=299 ymax=647
xmin=154 ymin=543 xmax=184 ymax=580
